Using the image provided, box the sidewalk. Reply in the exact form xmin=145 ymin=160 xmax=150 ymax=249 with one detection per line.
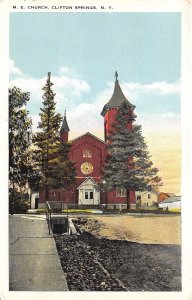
xmin=9 ymin=214 xmax=69 ymax=291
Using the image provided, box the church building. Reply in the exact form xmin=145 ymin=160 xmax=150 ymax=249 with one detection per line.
xmin=38 ymin=73 xmax=136 ymax=209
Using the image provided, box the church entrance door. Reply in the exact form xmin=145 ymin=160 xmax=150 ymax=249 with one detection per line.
xmin=77 ymin=177 xmax=100 ymax=205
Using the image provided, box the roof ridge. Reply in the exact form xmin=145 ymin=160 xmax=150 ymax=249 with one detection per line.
xmin=77 ymin=176 xmax=96 ymax=189
xmin=70 ymin=132 xmax=106 ymax=144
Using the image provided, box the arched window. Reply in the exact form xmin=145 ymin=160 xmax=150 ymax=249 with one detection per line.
xmin=83 ymin=150 xmax=92 ymax=157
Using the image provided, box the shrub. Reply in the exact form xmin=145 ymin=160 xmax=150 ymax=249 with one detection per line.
xmin=9 ymin=189 xmax=30 ymax=213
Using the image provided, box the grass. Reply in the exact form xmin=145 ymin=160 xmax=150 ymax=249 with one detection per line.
xmin=61 ymin=209 xmax=101 ymax=213
xmin=27 ymin=208 xmax=46 ymax=214
xmin=167 ymin=208 xmax=181 ymax=213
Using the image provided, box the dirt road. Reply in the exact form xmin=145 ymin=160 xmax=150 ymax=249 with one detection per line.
xmin=79 ymin=214 xmax=181 ymax=244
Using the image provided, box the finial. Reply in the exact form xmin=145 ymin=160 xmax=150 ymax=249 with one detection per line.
xmin=115 ymin=71 xmax=118 ymax=83
xmin=64 ymin=109 xmax=66 ymax=117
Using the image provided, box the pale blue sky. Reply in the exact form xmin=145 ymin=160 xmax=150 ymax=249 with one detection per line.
xmin=10 ymin=12 xmax=181 ymax=117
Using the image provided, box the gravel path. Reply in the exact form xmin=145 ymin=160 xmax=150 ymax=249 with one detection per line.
xmin=55 ymin=234 xmax=127 ymax=291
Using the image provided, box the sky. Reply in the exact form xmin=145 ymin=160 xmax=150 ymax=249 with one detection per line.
xmin=9 ymin=12 xmax=181 ymax=194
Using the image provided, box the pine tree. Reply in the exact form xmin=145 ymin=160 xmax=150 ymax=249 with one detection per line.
xmin=9 ymin=86 xmax=32 ymax=213
xmin=32 ymin=72 xmax=76 ymax=200
xmin=102 ymin=101 xmax=162 ymax=209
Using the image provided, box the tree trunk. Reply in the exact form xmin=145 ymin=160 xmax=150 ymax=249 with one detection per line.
xmin=126 ymin=189 xmax=130 ymax=211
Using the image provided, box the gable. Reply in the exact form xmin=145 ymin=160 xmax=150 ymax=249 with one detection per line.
xmin=70 ymin=132 xmax=107 ymax=158
xmin=71 ymin=132 xmax=106 ymax=146
xmin=77 ymin=177 xmax=96 ymax=189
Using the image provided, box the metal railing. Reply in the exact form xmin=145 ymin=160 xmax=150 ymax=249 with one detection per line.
xmin=45 ymin=201 xmax=52 ymax=235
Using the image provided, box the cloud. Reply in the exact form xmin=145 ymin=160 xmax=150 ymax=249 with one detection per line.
xmin=9 ymin=76 xmax=45 ymax=101
xmin=52 ymin=74 xmax=90 ymax=97
xmin=143 ymin=81 xmax=180 ymax=94
xmin=95 ymin=79 xmax=180 ymax=113
xmin=9 ymin=64 xmax=91 ymax=113
xmin=9 ymin=59 xmax=22 ymax=75
xmin=137 ymin=113 xmax=181 ymax=135
xmin=121 ymin=80 xmax=180 ymax=101
xmin=31 ymin=114 xmax=41 ymax=133
xmin=59 ymin=66 xmax=77 ymax=76
xmin=96 ymin=82 xmax=114 ymax=108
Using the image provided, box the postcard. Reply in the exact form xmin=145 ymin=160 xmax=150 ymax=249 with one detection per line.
xmin=0 ymin=0 xmax=192 ymax=299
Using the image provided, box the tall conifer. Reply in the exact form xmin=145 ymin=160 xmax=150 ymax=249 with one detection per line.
xmin=32 ymin=72 xmax=76 ymax=200
xmin=102 ymin=101 xmax=162 ymax=209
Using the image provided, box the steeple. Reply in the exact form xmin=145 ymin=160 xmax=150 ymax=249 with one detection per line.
xmin=60 ymin=110 xmax=70 ymax=142
xmin=60 ymin=110 xmax=70 ymax=133
xmin=101 ymin=73 xmax=136 ymax=141
xmin=101 ymin=72 xmax=135 ymax=117
xmin=115 ymin=71 xmax=118 ymax=83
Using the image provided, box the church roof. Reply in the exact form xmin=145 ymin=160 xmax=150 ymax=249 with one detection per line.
xmin=60 ymin=111 xmax=70 ymax=133
xmin=101 ymin=72 xmax=135 ymax=116
xmin=70 ymin=132 xmax=106 ymax=145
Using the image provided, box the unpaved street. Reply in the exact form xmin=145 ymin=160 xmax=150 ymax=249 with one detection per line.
xmin=81 ymin=214 xmax=181 ymax=244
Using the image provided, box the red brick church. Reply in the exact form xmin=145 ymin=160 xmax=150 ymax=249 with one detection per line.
xmin=36 ymin=73 xmax=136 ymax=209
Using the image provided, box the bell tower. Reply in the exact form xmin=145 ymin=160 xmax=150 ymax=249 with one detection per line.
xmin=101 ymin=72 xmax=136 ymax=209
xmin=101 ymin=72 xmax=135 ymax=141
xmin=60 ymin=110 xmax=70 ymax=142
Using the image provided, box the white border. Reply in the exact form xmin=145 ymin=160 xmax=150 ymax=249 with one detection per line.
xmin=1 ymin=0 xmax=191 ymax=299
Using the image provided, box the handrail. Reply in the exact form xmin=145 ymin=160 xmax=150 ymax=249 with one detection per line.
xmin=46 ymin=201 xmax=52 ymax=235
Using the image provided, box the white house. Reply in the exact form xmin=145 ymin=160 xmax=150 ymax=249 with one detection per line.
xmin=158 ymin=196 xmax=181 ymax=211
xmin=136 ymin=191 xmax=158 ymax=207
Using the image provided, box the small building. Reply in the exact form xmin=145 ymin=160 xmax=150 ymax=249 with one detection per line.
xmin=30 ymin=191 xmax=39 ymax=209
xmin=158 ymin=196 xmax=181 ymax=211
xmin=158 ymin=192 xmax=176 ymax=203
xmin=136 ymin=191 xmax=158 ymax=207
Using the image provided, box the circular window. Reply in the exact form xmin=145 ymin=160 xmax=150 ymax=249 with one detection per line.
xmin=81 ymin=162 xmax=94 ymax=175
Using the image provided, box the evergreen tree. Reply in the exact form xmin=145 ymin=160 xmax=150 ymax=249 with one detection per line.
xmin=32 ymin=72 xmax=76 ymax=200
xmin=27 ymin=149 xmax=42 ymax=192
xmin=102 ymin=101 xmax=162 ymax=209
xmin=48 ymin=141 xmax=76 ymax=190
xmin=9 ymin=87 xmax=32 ymax=213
